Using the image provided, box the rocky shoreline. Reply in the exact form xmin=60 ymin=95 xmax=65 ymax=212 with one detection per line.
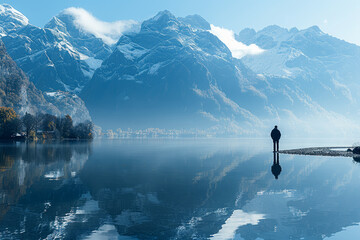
xmin=279 ymin=146 xmax=360 ymax=158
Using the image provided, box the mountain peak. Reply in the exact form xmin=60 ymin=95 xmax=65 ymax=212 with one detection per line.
xmin=260 ymin=25 xmax=288 ymax=34
xmin=306 ymin=25 xmax=322 ymax=33
xmin=141 ymin=10 xmax=179 ymax=32
xmin=45 ymin=7 xmax=139 ymax=45
xmin=0 ymin=4 xmax=28 ymax=34
xmin=0 ymin=3 xmax=13 ymax=9
xmin=237 ymin=28 xmax=256 ymax=45
xmin=179 ymin=14 xmax=210 ymax=30
xmin=152 ymin=10 xmax=176 ymax=21
xmin=255 ymin=25 xmax=293 ymax=44
xmin=289 ymin=27 xmax=299 ymax=34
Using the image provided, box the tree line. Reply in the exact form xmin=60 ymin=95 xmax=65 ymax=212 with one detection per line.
xmin=0 ymin=107 xmax=93 ymax=140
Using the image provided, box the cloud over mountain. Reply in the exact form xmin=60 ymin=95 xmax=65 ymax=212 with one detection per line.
xmin=3 ymin=3 xmax=360 ymax=137
xmin=63 ymin=7 xmax=139 ymax=45
xmin=209 ymin=24 xmax=264 ymax=59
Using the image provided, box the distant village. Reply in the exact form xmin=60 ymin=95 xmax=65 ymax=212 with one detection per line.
xmin=94 ymin=127 xmax=230 ymax=139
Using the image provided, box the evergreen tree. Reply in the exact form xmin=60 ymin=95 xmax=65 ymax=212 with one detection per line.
xmin=73 ymin=120 xmax=94 ymax=139
xmin=62 ymin=115 xmax=73 ymax=138
xmin=42 ymin=114 xmax=57 ymax=131
xmin=0 ymin=107 xmax=93 ymax=140
xmin=22 ymin=112 xmax=36 ymax=137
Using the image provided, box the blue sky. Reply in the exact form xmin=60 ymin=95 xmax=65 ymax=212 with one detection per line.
xmin=3 ymin=0 xmax=360 ymax=45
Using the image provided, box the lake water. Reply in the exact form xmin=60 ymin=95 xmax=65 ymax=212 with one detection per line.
xmin=0 ymin=139 xmax=360 ymax=239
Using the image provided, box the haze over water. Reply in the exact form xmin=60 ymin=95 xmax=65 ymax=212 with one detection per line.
xmin=0 ymin=139 xmax=360 ymax=239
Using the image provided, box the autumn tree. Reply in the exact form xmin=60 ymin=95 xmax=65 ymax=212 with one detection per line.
xmin=0 ymin=107 xmax=21 ymax=138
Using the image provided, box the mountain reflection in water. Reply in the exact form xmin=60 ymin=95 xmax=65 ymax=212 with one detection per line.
xmin=0 ymin=139 xmax=360 ymax=239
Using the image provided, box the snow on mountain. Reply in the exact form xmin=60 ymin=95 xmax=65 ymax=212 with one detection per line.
xmin=0 ymin=4 xmax=95 ymax=123
xmin=81 ymin=10 xmax=270 ymax=133
xmin=46 ymin=7 xmax=140 ymax=58
xmin=44 ymin=91 xmax=91 ymax=124
xmin=0 ymin=4 xmax=139 ymax=93
xmin=0 ymin=4 xmax=28 ymax=36
xmin=179 ymin=14 xmax=211 ymax=30
xmin=0 ymin=39 xmax=91 ymax=123
xmin=61 ymin=7 xmax=139 ymax=45
xmin=2 ymin=4 xmax=360 ymax=137
xmin=237 ymin=25 xmax=309 ymax=76
xmin=238 ymin=25 xmax=360 ymax=116
xmin=80 ymin=55 xmax=103 ymax=79
xmin=0 ymin=39 xmax=58 ymax=115
xmin=79 ymin=10 xmax=360 ymax=137
xmin=2 ymin=25 xmax=89 ymax=92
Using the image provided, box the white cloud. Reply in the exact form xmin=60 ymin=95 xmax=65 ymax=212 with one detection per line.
xmin=63 ymin=7 xmax=139 ymax=45
xmin=209 ymin=24 xmax=264 ymax=59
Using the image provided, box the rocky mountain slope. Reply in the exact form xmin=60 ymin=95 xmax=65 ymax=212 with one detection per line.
xmin=2 ymin=4 xmax=360 ymax=136
xmin=0 ymin=39 xmax=90 ymax=123
xmin=44 ymin=91 xmax=91 ymax=124
xmin=0 ymin=4 xmax=93 ymax=123
xmin=238 ymin=25 xmax=360 ymax=114
xmin=0 ymin=4 xmax=28 ymax=36
xmin=0 ymin=6 xmax=85 ymax=92
xmin=81 ymin=11 xmax=270 ymax=132
xmin=82 ymin=11 xmax=360 ymax=137
xmin=0 ymin=39 xmax=58 ymax=115
xmin=0 ymin=5 xmax=137 ymax=93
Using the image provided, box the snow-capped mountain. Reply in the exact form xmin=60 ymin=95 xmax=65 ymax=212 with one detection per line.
xmin=0 ymin=39 xmax=58 ymax=115
xmin=0 ymin=4 xmax=28 ymax=36
xmin=0 ymin=4 xmax=138 ymax=93
xmin=1 ymin=21 xmax=88 ymax=92
xmin=0 ymin=39 xmax=90 ymax=123
xmin=45 ymin=10 xmax=112 ymax=61
xmin=2 ymin=4 xmax=360 ymax=136
xmin=81 ymin=11 xmax=360 ymax=136
xmin=238 ymin=25 xmax=360 ymax=114
xmin=44 ymin=8 xmax=138 ymax=81
xmin=81 ymin=11 xmax=271 ymax=132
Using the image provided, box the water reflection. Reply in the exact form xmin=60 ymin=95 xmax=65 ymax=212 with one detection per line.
xmin=353 ymin=156 xmax=360 ymax=163
xmin=271 ymin=152 xmax=282 ymax=179
xmin=0 ymin=141 xmax=91 ymax=239
xmin=1 ymin=140 xmax=360 ymax=239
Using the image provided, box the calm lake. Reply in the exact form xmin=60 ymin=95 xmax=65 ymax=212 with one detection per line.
xmin=0 ymin=139 xmax=360 ymax=239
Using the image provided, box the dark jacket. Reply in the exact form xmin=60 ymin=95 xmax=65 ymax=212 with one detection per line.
xmin=271 ymin=128 xmax=281 ymax=141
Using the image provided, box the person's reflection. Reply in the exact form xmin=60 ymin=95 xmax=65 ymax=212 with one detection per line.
xmin=271 ymin=152 xmax=282 ymax=179
xmin=353 ymin=157 xmax=360 ymax=163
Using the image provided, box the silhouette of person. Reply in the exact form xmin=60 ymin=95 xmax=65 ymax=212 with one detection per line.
xmin=271 ymin=152 xmax=282 ymax=180
xmin=353 ymin=157 xmax=360 ymax=163
xmin=271 ymin=125 xmax=281 ymax=152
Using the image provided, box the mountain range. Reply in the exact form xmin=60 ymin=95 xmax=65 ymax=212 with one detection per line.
xmin=1 ymin=3 xmax=360 ymax=137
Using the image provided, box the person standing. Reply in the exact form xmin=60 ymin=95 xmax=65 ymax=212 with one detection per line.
xmin=271 ymin=126 xmax=281 ymax=152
